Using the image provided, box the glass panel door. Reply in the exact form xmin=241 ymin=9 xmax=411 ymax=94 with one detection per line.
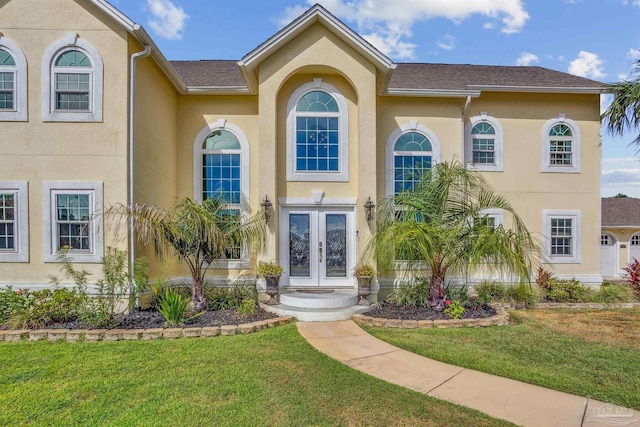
xmin=289 ymin=214 xmax=311 ymax=277
xmin=324 ymin=214 xmax=347 ymax=278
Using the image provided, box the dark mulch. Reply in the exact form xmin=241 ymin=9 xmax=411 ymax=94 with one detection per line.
xmin=49 ymin=308 xmax=278 ymax=330
xmin=367 ymin=304 xmax=496 ymax=321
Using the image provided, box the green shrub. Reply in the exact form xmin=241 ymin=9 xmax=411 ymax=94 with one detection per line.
xmin=6 ymin=287 xmax=86 ymax=329
xmin=353 ymin=264 xmax=376 ymax=278
xmin=258 ymin=262 xmax=283 ymax=278
xmin=445 ymin=284 xmax=468 ymax=304
xmin=205 ymin=284 xmax=257 ymax=311
xmin=158 ymin=287 xmax=190 ymax=325
xmin=386 ymin=279 xmax=430 ymax=307
xmin=0 ymin=286 xmax=23 ymax=325
xmin=237 ymin=298 xmax=257 ymax=316
xmin=444 ymin=300 xmax=465 ymax=319
xmin=506 ymin=283 xmax=540 ymax=308
xmin=475 ymin=281 xmax=508 ymax=303
xmin=544 ymin=278 xmax=593 ymax=303
xmin=593 ymin=283 xmax=638 ymax=303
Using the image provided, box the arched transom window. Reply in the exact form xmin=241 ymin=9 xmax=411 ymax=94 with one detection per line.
xmin=542 ymin=116 xmax=581 ymax=173
xmin=201 ymin=129 xmax=242 ymax=204
xmin=295 ymin=90 xmax=340 ymax=173
xmin=548 ymin=124 xmax=573 ymax=166
xmin=393 ymin=131 xmax=434 ymax=196
xmin=0 ymin=49 xmax=16 ymax=111
xmin=52 ymin=49 xmax=93 ymax=111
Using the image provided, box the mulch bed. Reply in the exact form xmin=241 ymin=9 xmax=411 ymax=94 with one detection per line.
xmin=367 ymin=304 xmax=496 ymax=321
xmin=49 ymin=308 xmax=278 ymax=330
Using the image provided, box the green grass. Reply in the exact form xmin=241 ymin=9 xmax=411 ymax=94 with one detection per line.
xmin=367 ymin=309 xmax=640 ymax=410
xmin=0 ymin=324 xmax=513 ymax=426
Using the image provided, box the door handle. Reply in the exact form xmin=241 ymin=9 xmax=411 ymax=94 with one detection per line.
xmin=319 ymin=242 xmax=323 ymax=262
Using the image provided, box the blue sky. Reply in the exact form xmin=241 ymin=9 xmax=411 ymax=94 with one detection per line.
xmin=111 ymin=0 xmax=640 ymax=197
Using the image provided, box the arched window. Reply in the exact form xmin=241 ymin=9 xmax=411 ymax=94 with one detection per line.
xmin=193 ymin=120 xmax=250 ymax=265
xmin=42 ymin=35 xmax=103 ymax=122
xmin=465 ymin=114 xmax=503 ymax=171
xmin=0 ymin=37 xmax=27 ymax=122
xmin=286 ymin=80 xmax=348 ymax=181
xmin=385 ymin=123 xmax=441 ymax=196
xmin=542 ymin=115 xmax=581 ymax=173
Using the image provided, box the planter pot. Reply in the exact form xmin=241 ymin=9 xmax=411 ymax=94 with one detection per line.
xmin=138 ymin=291 xmax=157 ymax=310
xmin=265 ymin=276 xmax=280 ymax=305
xmin=356 ymin=276 xmax=372 ymax=306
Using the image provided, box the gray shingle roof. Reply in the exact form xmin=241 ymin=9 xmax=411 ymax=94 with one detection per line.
xmin=168 ymin=60 xmax=604 ymax=91
xmin=169 ymin=60 xmax=247 ymax=87
xmin=602 ymin=198 xmax=640 ymax=227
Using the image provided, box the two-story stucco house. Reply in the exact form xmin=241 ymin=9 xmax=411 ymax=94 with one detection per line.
xmin=0 ymin=0 xmax=604 ymax=303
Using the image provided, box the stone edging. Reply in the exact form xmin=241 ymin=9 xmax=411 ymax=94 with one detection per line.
xmin=535 ymin=302 xmax=640 ymax=309
xmin=0 ymin=316 xmax=293 ymax=343
xmin=352 ymin=305 xmax=509 ymax=329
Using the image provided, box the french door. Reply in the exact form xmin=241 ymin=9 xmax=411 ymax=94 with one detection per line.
xmin=279 ymin=207 xmax=355 ymax=287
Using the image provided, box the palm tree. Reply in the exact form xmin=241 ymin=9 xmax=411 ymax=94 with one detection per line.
xmin=366 ymin=160 xmax=539 ymax=308
xmin=108 ymin=197 xmax=267 ymax=311
xmin=602 ymin=60 xmax=640 ymax=145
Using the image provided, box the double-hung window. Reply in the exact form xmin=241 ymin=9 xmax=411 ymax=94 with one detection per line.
xmin=0 ymin=38 xmax=27 ymax=122
xmin=465 ymin=114 xmax=504 ymax=171
xmin=543 ymin=210 xmax=581 ymax=263
xmin=0 ymin=49 xmax=16 ymax=111
xmin=43 ymin=182 xmax=103 ymax=263
xmin=0 ymin=182 xmax=28 ymax=262
xmin=52 ymin=50 xmax=92 ymax=111
xmin=542 ymin=116 xmax=581 ymax=173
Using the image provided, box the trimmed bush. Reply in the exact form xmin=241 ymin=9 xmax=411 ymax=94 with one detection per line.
xmin=593 ymin=283 xmax=638 ymax=303
xmin=386 ymin=279 xmax=430 ymax=307
xmin=544 ymin=278 xmax=594 ymax=303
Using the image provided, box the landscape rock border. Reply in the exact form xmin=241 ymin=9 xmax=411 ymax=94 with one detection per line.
xmin=0 ymin=316 xmax=293 ymax=343
xmin=353 ymin=304 xmax=509 ymax=329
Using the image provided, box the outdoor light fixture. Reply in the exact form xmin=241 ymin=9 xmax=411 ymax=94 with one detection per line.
xmin=364 ymin=197 xmax=375 ymax=224
xmin=261 ymin=196 xmax=272 ymax=223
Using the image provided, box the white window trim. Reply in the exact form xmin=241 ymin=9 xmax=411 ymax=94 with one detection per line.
xmin=43 ymin=182 xmax=103 ymax=263
xmin=541 ymin=115 xmax=581 ymax=173
xmin=286 ymin=79 xmax=349 ymax=182
xmin=0 ymin=36 xmax=27 ymax=122
xmin=543 ymin=209 xmax=581 ymax=264
xmin=465 ymin=113 xmax=504 ymax=172
xmin=42 ymin=33 xmax=103 ymax=122
xmin=0 ymin=181 xmax=29 ymax=262
xmin=385 ymin=121 xmax=441 ymax=196
xmin=193 ymin=119 xmax=250 ymax=269
xmin=479 ymin=208 xmax=505 ymax=227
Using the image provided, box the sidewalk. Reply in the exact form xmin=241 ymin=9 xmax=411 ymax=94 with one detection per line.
xmin=297 ymin=320 xmax=640 ymax=427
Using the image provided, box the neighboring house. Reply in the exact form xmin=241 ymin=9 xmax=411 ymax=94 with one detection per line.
xmin=0 ymin=0 xmax=605 ymax=297
xmin=601 ymin=197 xmax=640 ymax=279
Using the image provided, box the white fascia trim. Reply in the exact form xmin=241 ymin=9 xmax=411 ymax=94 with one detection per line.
xmin=541 ymin=116 xmax=581 ymax=173
xmin=286 ymin=80 xmax=349 ymax=182
xmin=90 ymin=0 xmax=136 ymax=30
xmin=0 ymin=181 xmax=29 ymax=263
xmin=542 ymin=209 xmax=582 ymax=264
xmin=0 ymin=37 xmax=28 ymax=122
xmin=239 ymin=4 xmax=394 ymax=71
xmin=42 ymin=181 xmax=104 ymax=263
xmin=385 ymin=122 xmax=442 ymax=197
xmin=192 ymin=118 xmax=250 ymax=205
xmin=467 ymin=85 xmax=605 ymax=94
xmin=385 ymin=88 xmax=481 ymax=98
xmin=464 ymin=114 xmax=504 ymax=172
xmin=185 ymin=86 xmax=252 ymax=95
xmin=41 ymin=34 xmax=104 ymax=122
xmin=278 ymin=197 xmax=357 ymax=207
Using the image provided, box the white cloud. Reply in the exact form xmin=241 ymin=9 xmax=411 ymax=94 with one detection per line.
xmin=483 ymin=22 xmax=496 ymax=30
xmin=628 ymin=48 xmax=640 ymax=60
xmin=278 ymin=0 xmax=529 ymax=59
xmin=602 ymin=157 xmax=640 ymax=197
xmin=147 ymin=0 xmax=188 ymax=40
xmin=622 ymin=0 xmax=640 ymax=6
xmin=437 ymin=35 xmax=455 ymax=51
xmin=516 ymin=52 xmax=539 ymax=66
xmin=568 ymin=51 xmax=605 ymax=79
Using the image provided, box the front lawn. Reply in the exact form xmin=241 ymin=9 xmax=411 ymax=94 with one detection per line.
xmin=367 ymin=309 xmax=640 ymax=410
xmin=0 ymin=324 xmax=513 ymax=426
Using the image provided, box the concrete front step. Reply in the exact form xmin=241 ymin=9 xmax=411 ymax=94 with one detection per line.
xmin=259 ymin=301 xmax=375 ymax=322
xmin=279 ymin=290 xmax=358 ymax=309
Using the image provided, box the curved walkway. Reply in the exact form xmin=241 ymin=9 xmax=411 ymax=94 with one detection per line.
xmin=297 ymin=320 xmax=639 ymax=427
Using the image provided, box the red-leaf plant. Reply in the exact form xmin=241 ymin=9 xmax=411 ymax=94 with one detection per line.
xmin=623 ymin=258 xmax=640 ymax=295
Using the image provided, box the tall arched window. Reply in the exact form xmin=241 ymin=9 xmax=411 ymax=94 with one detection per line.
xmin=385 ymin=123 xmax=441 ymax=196
xmin=42 ymin=35 xmax=103 ymax=122
xmin=193 ymin=120 xmax=250 ymax=265
xmin=286 ymin=80 xmax=348 ymax=181
xmin=465 ymin=114 xmax=504 ymax=171
xmin=0 ymin=37 xmax=27 ymax=121
xmin=542 ymin=115 xmax=581 ymax=173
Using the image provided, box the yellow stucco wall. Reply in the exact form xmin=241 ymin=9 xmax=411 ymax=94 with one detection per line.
xmin=0 ymin=0 xmax=128 ymax=285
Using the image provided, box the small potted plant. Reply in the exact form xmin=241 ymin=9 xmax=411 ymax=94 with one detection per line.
xmin=353 ymin=263 xmax=376 ymax=306
xmin=258 ymin=261 xmax=283 ymax=305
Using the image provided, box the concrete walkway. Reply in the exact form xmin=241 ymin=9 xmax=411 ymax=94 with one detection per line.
xmin=297 ymin=320 xmax=640 ymax=427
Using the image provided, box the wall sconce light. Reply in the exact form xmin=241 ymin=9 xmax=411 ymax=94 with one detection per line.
xmin=261 ymin=196 xmax=272 ymax=224
xmin=364 ymin=197 xmax=375 ymax=224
